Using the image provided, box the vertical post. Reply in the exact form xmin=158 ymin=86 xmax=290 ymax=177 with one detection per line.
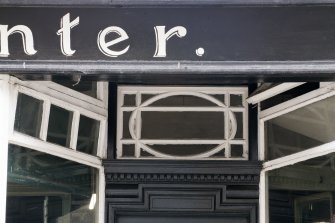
xmin=259 ymin=170 xmax=269 ymax=223
xmin=43 ymin=196 xmax=48 ymax=223
xmin=98 ymin=167 xmax=105 ymax=223
xmin=0 ymin=75 xmax=11 ymax=222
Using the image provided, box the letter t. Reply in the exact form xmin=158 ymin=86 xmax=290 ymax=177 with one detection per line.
xmin=57 ymin=13 xmax=79 ymax=56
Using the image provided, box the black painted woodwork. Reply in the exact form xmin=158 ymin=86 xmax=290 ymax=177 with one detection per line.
xmin=249 ymin=83 xmax=258 ymax=161
xmin=107 ymin=83 xmax=117 ymax=160
xmin=4 ymin=6 xmax=335 ymax=62
xmin=1 ymin=0 xmax=335 ymax=6
xmin=3 ymin=5 xmax=335 ymax=82
xmin=104 ymin=83 xmax=260 ymax=223
xmin=103 ymin=160 xmax=262 ymax=223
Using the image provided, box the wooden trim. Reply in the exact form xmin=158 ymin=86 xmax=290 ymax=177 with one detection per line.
xmin=106 ymin=184 xmax=259 ymax=223
xmin=9 ymin=131 xmax=102 ymax=168
xmin=9 ymin=60 xmax=335 ymax=81
xmin=0 ymin=1 xmax=334 ymax=6
xmin=104 ymin=160 xmax=262 ymax=175
xmin=260 ymin=83 xmax=335 ymax=121
xmin=0 ymin=75 xmax=10 ymax=223
xmin=246 ymin=83 xmax=305 ymax=105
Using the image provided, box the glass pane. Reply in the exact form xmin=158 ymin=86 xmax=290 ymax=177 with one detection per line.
xmin=231 ymin=144 xmax=244 ymax=158
xmin=122 ymin=144 xmax=135 ymax=157
xmin=122 ymin=112 xmax=132 ymax=139
xmin=141 ymin=112 xmax=225 ymax=139
xmin=265 ymin=95 xmax=335 ymax=160
xmin=47 ymin=105 xmax=73 ymax=147
xmin=232 ymin=112 xmax=244 ymax=139
xmin=123 ymin=94 xmax=136 ymax=106
xmin=148 ymin=95 xmax=218 ymax=107
xmin=212 ymin=148 xmax=226 ymax=158
xmin=77 ymin=115 xmax=100 ymax=156
xmin=212 ymin=94 xmax=226 ymax=105
xmin=6 ymin=144 xmax=98 ymax=223
xmin=148 ymin=144 xmax=220 ymax=157
xmin=140 ymin=149 xmax=155 ymax=158
xmin=53 ymin=80 xmax=97 ymax=98
xmin=141 ymin=94 xmax=155 ymax=103
xmin=268 ymin=152 xmax=335 ymax=223
xmin=14 ymin=93 xmax=42 ymax=138
xmin=230 ymin=94 xmax=243 ymax=107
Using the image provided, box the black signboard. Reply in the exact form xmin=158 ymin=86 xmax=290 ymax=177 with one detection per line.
xmin=1 ymin=6 xmax=335 ymax=76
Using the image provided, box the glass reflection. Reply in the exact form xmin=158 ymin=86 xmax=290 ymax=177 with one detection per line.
xmin=269 ymin=152 xmax=335 ymax=223
xmin=265 ymin=95 xmax=335 ymax=160
xmin=14 ymin=93 xmax=43 ymax=138
xmin=6 ymin=144 xmax=97 ymax=223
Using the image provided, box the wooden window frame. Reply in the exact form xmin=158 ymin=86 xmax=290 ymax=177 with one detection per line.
xmin=117 ymin=86 xmax=249 ymax=160
xmin=257 ymin=82 xmax=335 ymax=223
xmin=0 ymin=75 xmax=107 ymax=223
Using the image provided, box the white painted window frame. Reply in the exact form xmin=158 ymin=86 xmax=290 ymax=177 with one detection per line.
xmin=258 ymin=82 xmax=335 ymax=223
xmin=9 ymin=77 xmax=108 ymax=158
xmin=1 ymin=76 xmax=107 ymax=223
xmin=117 ymin=86 xmax=248 ymax=160
xmin=246 ymin=82 xmax=306 ymax=105
xmin=0 ymin=75 xmax=11 ymax=223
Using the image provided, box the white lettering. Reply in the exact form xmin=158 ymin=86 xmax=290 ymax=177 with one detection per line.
xmin=56 ymin=13 xmax=80 ymax=56
xmin=0 ymin=25 xmax=37 ymax=57
xmin=97 ymin=26 xmax=129 ymax=57
xmin=154 ymin=26 xmax=187 ymax=58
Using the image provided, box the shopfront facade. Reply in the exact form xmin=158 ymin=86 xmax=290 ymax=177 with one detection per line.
xmin=1 ymin=1 xmax=335 ymax=223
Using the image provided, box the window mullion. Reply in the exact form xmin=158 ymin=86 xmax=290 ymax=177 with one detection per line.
xmin=97 ymin=82 xmax=109 ymax=108
xmin=8 ymin=85 xmax=18 ymax=135
xmin=39 ymin=100 xmax=51 ymax=141
xmin=259 ymin=115 xmax=265 ymax=161
xmin=225 ymin=94 xmax=230 ymax=158
xmin=97 ymin=120 xmax=107 ymax=158
xmin=70 ymin=111 xmax=80 ymax=150
xmin=135 ymin=92 xmax=142 ymax=158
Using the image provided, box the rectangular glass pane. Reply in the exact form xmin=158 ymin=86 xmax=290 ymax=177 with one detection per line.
xmin=268 ymin=153 xmax=335 ymax=223
xmin=123 ymin=94 xmax=136 ymax=106
xmin=47 ymin=105 xmax=73 ymax=147
xmin=230 ymin=94 xmax=243 ymax=107
xmin=265 ymin=95 xmax=335 ymax=160
xmin=6 ymin=144 xmax=98 ymax=223
xmin=122 ymin=144 xmax=136 ymax=157
xmin=141 ymin=112 xmax=225 ymax=139
xmin=231 ymin=144 xmax=244 ymax=158
xmin=77 ymin=115 xmax=100 ymax=156
xmin=122 ymin=112 xmax=132 ymax=139
xmin=53 ymin=80 xmax=97 ymax=98
xmin=14 ymin=93 xmax=42 ymax=138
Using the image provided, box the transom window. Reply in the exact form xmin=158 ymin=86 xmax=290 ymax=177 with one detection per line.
xmin=11 ymin=79 xmax=107 ymax=157
xmin=117 ymin=86 xmax=248 ymax=160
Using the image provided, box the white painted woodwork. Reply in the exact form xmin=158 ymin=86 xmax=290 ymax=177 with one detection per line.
xmin=246 ymin=82 xmax=305 ymax=104
xmin=4 ymin=77 xmax=108 ymax=223
xmin=0 ymin=75 xmax=10 ymax=223
xmin=258 ymin=81 xmax=335 ymax=223
xmin=117 ymin=86 xmax=248 ymax=160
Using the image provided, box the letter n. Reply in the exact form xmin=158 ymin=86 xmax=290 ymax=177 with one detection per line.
xmin=0 ymin=25 xmax=37 ymax=57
